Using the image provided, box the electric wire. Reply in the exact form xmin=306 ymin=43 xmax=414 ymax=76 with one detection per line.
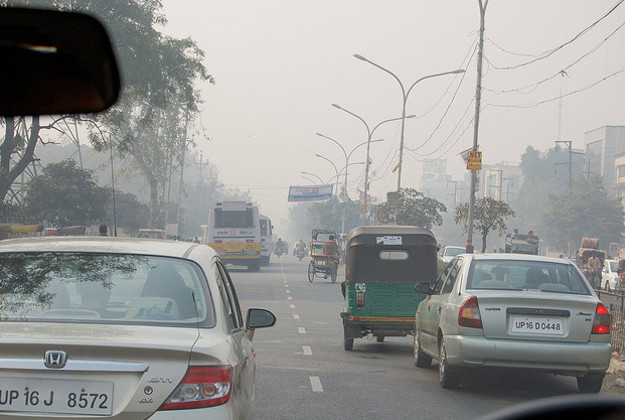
xmin=484 ymin=20 xmax=625 ymax=95
xmin=485 ymin=0 xmax=624 ymax=71
xmin=487 ymin=68 xmax=625 ymax=109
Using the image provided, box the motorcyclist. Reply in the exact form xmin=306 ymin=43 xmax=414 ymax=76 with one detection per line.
xmin=295 ymin=239 xmax=307 ymax=259
xmin=275 ymin=238 xmax=286 ymax=256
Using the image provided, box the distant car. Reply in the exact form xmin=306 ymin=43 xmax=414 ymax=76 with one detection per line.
xmin=414 ymin=253 xmax=611 ymax=393
xmin=0 ymin=237 xmax=275 ymax=419
xmin=439 ymin=245 xmax=465 ymax=263
xmin=602 ymin=259 xmax=620 ymax=291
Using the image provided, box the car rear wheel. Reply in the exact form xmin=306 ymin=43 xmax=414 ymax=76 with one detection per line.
xmin=577 ymin=375 xmax=604 ymax=393
xmin=439 ymin=338 xmax=459 ymax=389
xmin=414 ymin=332 xmax=432 ymax=368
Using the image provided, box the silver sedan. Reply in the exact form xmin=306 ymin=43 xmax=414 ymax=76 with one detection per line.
xmin=0 ymin=237 xmax=275 ymax=419
xmin=414 ymin=253 xmax=611 ymax=392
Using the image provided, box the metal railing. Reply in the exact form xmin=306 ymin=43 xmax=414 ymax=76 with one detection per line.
xmin=595 ymin=289 xmax=625 ymax=353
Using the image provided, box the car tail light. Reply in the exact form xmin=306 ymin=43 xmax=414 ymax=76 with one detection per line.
xmin=160 ymin=366 xmax=232 ymax=410
xmin=247 ymin=239 xmax=254 ymax=243
xmin=592 ymin=303 xmax=610 ymax=334
xmin=458 ymin=296 xmax=482 ymax=328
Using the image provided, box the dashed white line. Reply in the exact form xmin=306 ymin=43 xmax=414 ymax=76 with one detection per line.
xmin=287 ymin=297 xmax=293 ymax=300
xmin=309 ymin=376 xmax=323 ymax=392
xmin=286 ymin=290 xmax=290 ymax=294
xmin=284 ymin=284 xmax=288 ymax=288
xmin=293 ymin=314 xmax=300 ymax=320
xmin=303 ymin=346 xmax=312 ymax=356
xmin=298 ymin=327 xmax=306 ymax=334
xmin=289 ymin=304 xmax=295 ymax=309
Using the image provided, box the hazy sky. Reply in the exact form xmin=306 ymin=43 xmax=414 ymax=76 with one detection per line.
xmin=160 ymin=1 xmax=625 ymax=233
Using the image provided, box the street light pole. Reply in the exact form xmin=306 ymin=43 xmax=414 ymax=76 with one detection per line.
xmin=315 ymin=153 xmax=340 ymax=198
xmin=301 ymin=171 xmax=324 ymax=185
xmin=316 ymin=133 xmax=384 ymax=201
xmin=353 ymin=54 xmax=465 ymax=191
xmin=331 ymin=103 xmax=415 ymax=221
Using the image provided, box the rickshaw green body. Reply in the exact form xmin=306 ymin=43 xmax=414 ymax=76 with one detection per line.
xmin=340 ymin=226 xmax=438 ymax=350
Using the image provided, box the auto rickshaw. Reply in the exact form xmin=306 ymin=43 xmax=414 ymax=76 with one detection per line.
xmin=308 ymin=229 xmax=339 ymax=283
xmin=340 ymin=226 xmax=438 ymax=350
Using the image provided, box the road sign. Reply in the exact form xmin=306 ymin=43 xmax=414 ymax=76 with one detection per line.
xmin=466 ymin=150 xmax=482 ymax=170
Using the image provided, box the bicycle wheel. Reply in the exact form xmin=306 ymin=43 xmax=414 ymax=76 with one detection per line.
xmin=308 ymin=261 xmax=315 ymax=282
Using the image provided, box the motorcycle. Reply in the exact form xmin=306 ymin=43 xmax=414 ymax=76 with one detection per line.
xmin=296 ymin=247 xmax=306 ymax=261
xmin=274 ymin=247 xmax=284 ymax=258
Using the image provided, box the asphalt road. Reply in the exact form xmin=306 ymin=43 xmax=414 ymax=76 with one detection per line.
xmin=232 ymin=255 xmax=586 ymax=420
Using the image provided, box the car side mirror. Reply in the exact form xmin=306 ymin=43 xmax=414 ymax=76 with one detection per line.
xmin=415 ymin=282 xmax=434 ymax=295
xmin=0 ymin=7 xmax=120 ymax=116
xmin=246 ymin=308 xmax=276 ymax=329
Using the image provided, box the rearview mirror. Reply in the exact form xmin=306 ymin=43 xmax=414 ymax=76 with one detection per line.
xmin=0 ymin=7 xmax=120 ymax=116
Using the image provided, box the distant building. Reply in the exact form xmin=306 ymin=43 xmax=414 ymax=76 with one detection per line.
xmin=474 ymin=161 xmax=521 ymax=202
xmin=585 ymin=126 xmax=625 ymax=194
xmin=420 ymin=159 xmax=465 ymax=211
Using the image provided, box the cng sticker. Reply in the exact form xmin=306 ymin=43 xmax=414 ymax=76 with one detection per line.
xmin=355 ymin=283 xmax=366 ymax=292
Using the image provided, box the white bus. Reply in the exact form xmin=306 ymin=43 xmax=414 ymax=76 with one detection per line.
xmin=205 ymin=201 xmax=261 ymax=271
xmin=259 ymin=215 xmax=273 ymax=266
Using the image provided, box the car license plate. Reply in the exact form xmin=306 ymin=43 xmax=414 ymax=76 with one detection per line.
xmin=511 ymin=316 xmax=564 ymax=335
xmin=0 ymin=378 xmax=113 ymax=415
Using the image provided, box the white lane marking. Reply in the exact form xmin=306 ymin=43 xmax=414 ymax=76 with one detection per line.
xmin=287 ymin=297 xmax=293 ymax=300
xmin=286 ymin=290 xmax=291 ymax=294
xmin=289 ymin=304 xmax=296 ymax=309
xmin=293 ymin=314 xmax=300 ymax=320
xmin=303 ymin=346 xmax=313 ymax=356
xmin=284 ymin=284 xmax=288 ymax=288
xmin=310 ymin=376 xmax=323 ymax=392
xmin=298 ymin=327 xmax=306 ymax=334
xmin=283 ymin=280 xmax=288 ymax=283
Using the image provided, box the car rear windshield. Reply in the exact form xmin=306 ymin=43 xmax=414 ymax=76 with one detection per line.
xmin=0 ymin=253 xmax=215 ymax=327
xmin=467 ymin=260 xmax=591 ymax=295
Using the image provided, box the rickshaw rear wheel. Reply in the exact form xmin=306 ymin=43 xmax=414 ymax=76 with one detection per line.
xmin=344 ymin=338 xmax=353 ymax=351
xmin=307 ymin=261 xmax=314 ymax=282
xmin=414 ymin=332 xmax=432 ymax=368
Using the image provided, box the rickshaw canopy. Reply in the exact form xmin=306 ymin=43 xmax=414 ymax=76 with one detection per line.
xmin=345 ymin=225 xmax=438 ymax=284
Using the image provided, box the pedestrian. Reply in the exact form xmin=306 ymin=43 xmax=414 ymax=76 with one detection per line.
xmin=98 ymin=224 xmax=108 ymax=236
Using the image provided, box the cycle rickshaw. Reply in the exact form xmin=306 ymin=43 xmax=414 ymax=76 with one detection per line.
xmin=308 ymin=229 xmax=339 ymax=283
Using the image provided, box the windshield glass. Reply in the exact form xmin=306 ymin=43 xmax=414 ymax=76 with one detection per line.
xmin=444 ymin=247 xmax=464 ymax=257
xmin=468 ymin=260 xmax=591 ymax=295
xmin=0 ymin=253 xmax=214 ymax=326
xmin=609 ymin=260 xmax=617 ymax=272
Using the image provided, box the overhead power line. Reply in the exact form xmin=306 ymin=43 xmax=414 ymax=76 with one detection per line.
xmin=484 ymin=20 xmax=625 ymax=95
xmin=486 ymin=0 xmax=624 ymax=71
xmin=487 ymin=68 xmax=625 ymax=109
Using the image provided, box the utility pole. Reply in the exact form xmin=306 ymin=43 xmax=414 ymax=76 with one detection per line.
xmin=555 ymin=140 xmax=579 ymax=190
xmin=195 ymin=150 xmax=210 ymax=185
xmin=176 ymin=109 xmax=189 ymax=236
xmin=467 ymin=0 xmax=489 ymax=254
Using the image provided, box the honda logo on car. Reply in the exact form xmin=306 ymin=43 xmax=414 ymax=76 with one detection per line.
xmin=44 ymin=350 xmax=67 ymax=369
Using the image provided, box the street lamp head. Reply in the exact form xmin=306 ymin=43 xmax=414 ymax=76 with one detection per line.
xmin=331 ymin=103 xmax=343 ymax=110
xmin=353 ymin=53 xmax=367 ymax=61
xmin=406 ymin=114 xmax=417 ymax=119
xmin=315 ymin=153 xmax=323 ymax=158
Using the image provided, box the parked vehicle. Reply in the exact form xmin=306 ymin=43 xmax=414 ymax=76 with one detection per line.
xmin=308 ymin=229 xmax=339 ymax=283
xmin=439 ymin=245 xmax=464 ymax=263
xmin=413 ymin=253 xmax=611 ymax=392
xmin=602 ymin=259 xmax=620 ymax=292
xmin=0 ymin=236 xmax=276 ymax=418
xmin=341 ymin=226 xmax=438 ymax=351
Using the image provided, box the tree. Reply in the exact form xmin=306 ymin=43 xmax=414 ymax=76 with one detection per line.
xmin=105 ymin=190 xmax=149 ymax=236
xmin=455 ymin=197 xmax=515 ymax=252
xmin=24 ymin=159 xmax=107 ymax=226
xmin=542 ymin=176 xmax=624 ymax=253
xmin=307 ymin=197 xmax=362 ymax=235
xmin=377 ymin=188 xmax=446 ymax=229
